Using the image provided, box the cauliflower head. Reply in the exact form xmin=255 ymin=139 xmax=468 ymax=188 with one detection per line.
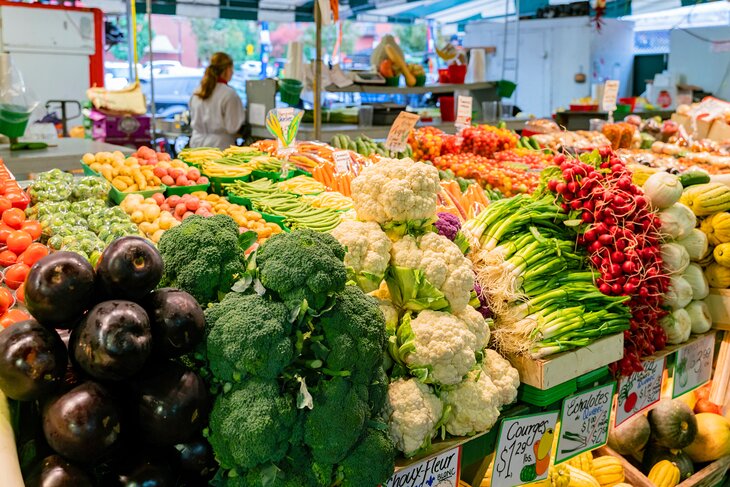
xmin=444 ymin=367 xmax=501 ymax=437
xmin=389 ymin=232 xmax=474 ymax=312
xmin=331 ymin=220 xmax=392 ymax=292
xmin=396 ymin=310 xmax=477 ymax=386
xmin=482 ymin=349 xmax=520 ymax=406
xmin=455 ymin=305 xmax=491 ymax=351
xmin=351 ymin=158 xmax=440 ymax=232
xmin=384 ymin=378 xmax=443 ymax=457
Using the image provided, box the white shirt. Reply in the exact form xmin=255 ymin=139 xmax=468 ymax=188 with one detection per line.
xmin=189 ymin=83 xmax=246 ymax=149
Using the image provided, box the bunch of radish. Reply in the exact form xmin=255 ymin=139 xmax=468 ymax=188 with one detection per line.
xmin=546 ymin=148 xmax=668 ymax=376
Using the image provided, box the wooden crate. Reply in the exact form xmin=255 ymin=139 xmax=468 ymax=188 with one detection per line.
xmin=507 ymin=333 xmax=624 ymax=390
xmin=595 ymin=446 xmax=730 ymax=487
xmin=707 ymin=288 xmax=730 ymax=330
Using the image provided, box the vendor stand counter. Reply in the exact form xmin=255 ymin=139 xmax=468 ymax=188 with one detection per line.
xmin=1 ymin=139 xmax=133 ymax=180
xmin=554 ymin=109 xmax=675 ymax=130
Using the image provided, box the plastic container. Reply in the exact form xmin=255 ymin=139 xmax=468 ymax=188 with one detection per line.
xmin=497 ymin=80 xmax=517 ymax=98
xmin=227 ymin=193 xmax=252 ymax=208
xmin=250 ymin=168 xmax=306 ymax=182
xmin=279 ymin=78 xmax=303 ymax=106
xmin=569 ymin=104 xmax=599 ymax=112
xmin=438 ymin=69 xmax=450 ymax=83
xmin=439 ymin=96 xmax=455 ymax=122
xmin=384 ymin=76 xmax=400 ymax=87
xmin=165 ymin=182 xmax=211 ymax=196
xmin=619 ymin=97 xmax=637 ymax=111
xmin=447 ymin=64 xmax=467 ymax=84
xmin=414 ymin=74 xmax=427 ymax=86
xmin=0 ymin=104 xmax=32 ymax=138
xmin=80 ymin=162 xmax=100 ymax=177
xmin=108 ymin=185 xmax=166 ymax=205
xmin=206 ymin=174 xmax=250 ymax=195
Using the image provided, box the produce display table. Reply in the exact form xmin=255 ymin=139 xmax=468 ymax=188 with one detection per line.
xmin=0 ymin=139 xmax=133 ymax=180
xmin=554 ymin=109 xmax=674 ymax=130
xmin=325 ymin=81 xmax=496 ymax=95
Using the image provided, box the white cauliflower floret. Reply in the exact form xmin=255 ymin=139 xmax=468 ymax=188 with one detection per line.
xmin=455 ymin=305 xmax=491 ymax=350
xmin=403 ymin=310 xmax=477 ymax=385
xmin=385 ymin=378 xmax=444 ymax=456
xmin=375 ymin=297 xmax=399 ymax=334
xmin=444 ymin=368 xmax=501 ymax=436
xmin=351 ymin=158 xmax=440 ymax=227
xmin=482 ymin=349 xmax=520 ymax=406
xmin=390 ymin=232 xmax=474 ymax=312
xmin=331 ymin=220 xmax=392 ymax=292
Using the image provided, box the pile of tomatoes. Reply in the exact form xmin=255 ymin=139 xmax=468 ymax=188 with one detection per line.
xmin=434 ymin=149 xmax=554 ymax=197
xmin=460 ymin=125 xmax=519 ymax=157
xmin=0 ymin=161 xmax=46 ymax=327
xmin=408 ymin=127 xmax=446 ymax=162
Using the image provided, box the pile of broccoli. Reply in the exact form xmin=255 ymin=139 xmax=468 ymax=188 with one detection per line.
xmin=157 ymin=214 xmax=246 ymax=305
xmin=205 ymin=229 xmax=396 ymax=487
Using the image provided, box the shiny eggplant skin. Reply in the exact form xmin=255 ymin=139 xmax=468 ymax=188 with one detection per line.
xmin=0 ymin=320 xmax=67 ymax=401
xmin=145 ymin=288 xmax=205 ymax=358
xmin=24 ymin=252 xmax=95 ymax=328
xmin=24 ymin=454 xmax=93 ymax=487
xmin=96 ymin=236 xmax=163 ymax=301
xmin=71 ymin=300 xmax=152 ymax=381
xmin=42 ymin=381 xmax=121 ymax=463
xmin=133 ymin=360 xmax=208 ymax=446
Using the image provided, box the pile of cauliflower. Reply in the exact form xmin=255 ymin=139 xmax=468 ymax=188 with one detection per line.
xmin=331 ymin=157 xmax=520 ymax=458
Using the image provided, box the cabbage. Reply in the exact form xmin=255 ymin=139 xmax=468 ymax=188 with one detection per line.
xmin=660 ymin=308 xmax=692 ymax=344
xmin=643 ymin=171 xmax=683 ymax=209
xmin=658 ymin=203 xmax=697 ymax=240
xmin=665 ymin=275 xmax=693 ymax=309
xmin=686 ymin=300 xmax=712 ymax=334
xmin=677 ymin=228 xmax=709 ymax=261
xmin=682 ymin=263 xmax=709 ymax=300
xmin=661 ymin=242 xmax=690 ymax=275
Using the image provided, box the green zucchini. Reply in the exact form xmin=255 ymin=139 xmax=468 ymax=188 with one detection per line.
xmin=679 ymin=170 xmax=711 ymax=188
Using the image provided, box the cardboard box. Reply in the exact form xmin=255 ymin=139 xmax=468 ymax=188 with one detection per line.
xmin=507 ymin=333 xmax=624 ymax=390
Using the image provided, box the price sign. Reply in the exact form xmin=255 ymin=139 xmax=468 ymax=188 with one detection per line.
xmin=601 ymin=80 xmax=620 ymax=112
xmin=384 ymin=446 xmax=461 ymax=487
xmin=385 ymin=111 xmax=419 ymax=153
xmin=277 ymin=107 xmax=295 ymax=134
xmin=332 ymin=150 xmax=351 ymax=174
xmin=673 ymin=333 xmax=715 ymax=398
xmin=455 ymin=96 xmax=473 ymax=130
xmin=556 ymin=382 xmax=616 ymax=463
xmin=615 ymin=356 xmax=665 ymax=426
xmin=492 ymin=411 xmax=559 ymax=487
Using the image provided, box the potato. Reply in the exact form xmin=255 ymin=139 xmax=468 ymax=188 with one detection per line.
xmin=112 ymin=179 xmax=128 ymax=191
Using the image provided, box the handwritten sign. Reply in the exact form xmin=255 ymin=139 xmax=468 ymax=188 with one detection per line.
xmin=556 ymin=382 xmax=615 ymax=463
xmin=673 ymin=333 xmax=715 ymax=398
xmin=601 ymin=80 xmax=620 ymax=112
xmin=332 ymin=150 xmax=351 ymax=174
xmin=492 ymin=411 xmax=559 ymax=487
xmin=455 ymin=96 xmax=473 ymax=130
xmin=615 ymin=356 xmax=664 ymax=426
xmin=384 ymin=446 xmax=461 ymax=487
xmin=277 ymin=107 xmax=295 ymax=134
xmin=385 ymin=111 xmax=419 ymax=153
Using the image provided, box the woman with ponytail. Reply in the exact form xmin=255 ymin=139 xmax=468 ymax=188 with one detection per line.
xmin=189 ymin=52 xmax=246 ymax=149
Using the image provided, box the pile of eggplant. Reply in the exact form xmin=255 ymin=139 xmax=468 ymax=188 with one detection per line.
xmin=0 ymin=236 xmax=211 ymax=486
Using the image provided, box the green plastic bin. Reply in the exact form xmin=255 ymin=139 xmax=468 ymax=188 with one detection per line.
xmin=165 ymin=182 xmax=211 ymax=196
xmin=279 ymin=78 xmax=303 ymax=106
xmin=0 ymin=103 xmax=33 ymax=139
xmin=109 ymin=185 xmax=167 ymax=205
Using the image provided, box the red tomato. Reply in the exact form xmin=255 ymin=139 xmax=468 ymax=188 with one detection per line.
xmin=0 ymin=197 xmax=11 ymax=215
xmin=20 ymin=221 xmax=42 ymax=241
xmin=0 ymin=250 xmax=17 ymax=267
xmin=6 ymin=192 xmax=29 ymax=210
xmin=19 ymin=243 xmax=48 ymax=267
xmin=0 ymin=309 xmax=30 ymax=328
xmin=14 ymin=282 xmax=24 ymax=304
xmin=6 ymin=231 xmax=31 ymax=254
xmin=4 ymin=262 xmax=29 ymax=289
xmin=0 ymin=223 xmax=14 ymax=245
xmin=0 ymin=288 xmax=13 ymax=314
xmin=2 ymin=208 xmax=25 ymax=229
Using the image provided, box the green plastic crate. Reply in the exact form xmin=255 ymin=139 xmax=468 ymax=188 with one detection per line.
xmin=206 ymin=174 xmax=250 ymax=195
xmin=80 ymin=162 xmax=100 ymax=177
xmin=109 ymin=185 xmax=166 ymax=205
xmin=165 ymin=182 xmax=211 ymax=196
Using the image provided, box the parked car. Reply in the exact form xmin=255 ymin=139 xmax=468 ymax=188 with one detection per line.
xmin=140 ymin=73 xmax=247 ymax=120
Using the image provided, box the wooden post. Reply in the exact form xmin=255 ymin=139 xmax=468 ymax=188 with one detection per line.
xmin=314 ymin=0 xmax=322 ymax=141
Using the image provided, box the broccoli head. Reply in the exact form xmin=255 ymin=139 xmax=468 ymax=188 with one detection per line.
xmin=207 ymin=294 xmax=294 ymax=381
xmin=304 ymin=377 xmax=369 ymax=464
xmin=208 ymin=378 xmax=297 ymax=471
xmin=256 ymin=229 xmax=347 ymax=311
xmin=317 ymin=285 xmax=387 ymax=383
xmin=336 ymin=427 xmax=396 ymax=487
xmin=368 ymin=366 xmax=389 ymax=416
xmin=158 ymin=215 xmax=246 ymax=305
xmin=243 ymin=445 xmax=331 ymax=487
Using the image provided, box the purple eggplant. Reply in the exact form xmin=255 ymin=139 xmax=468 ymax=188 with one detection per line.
xmin=24 ymin=454 xmax=93 ymax=487
xmin=96 ymin=236 xmax=163 ymax=301
xmin=145 ymin=288 xmax=205 ymax=358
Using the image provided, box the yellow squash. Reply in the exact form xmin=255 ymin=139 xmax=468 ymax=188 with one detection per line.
xmin=701 ymin=212 xmax=730 ymax=245
xmin=566 ymin=465 xmax=600 ymax=487
xmin=647 ymin=460 xmax=680 ymax=487
xmin=680 ymin=183 xmax=730 ymax=216
xmin=715 ymin=243 xmax=730 ymax=266
xmin=591 ymin=456 xmax=624 ymax=487
xmin=548 ymin=464 xmax=571 ymax=487
xmin=566 ymin=451 xmax=593 ymax=474
xmin=706 ymin=262 xmax=730 ymax=288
